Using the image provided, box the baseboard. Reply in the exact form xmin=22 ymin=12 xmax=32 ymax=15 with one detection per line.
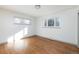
xmin=36 ymin=35 xmax=77 ymax=47
xmin=0 ymin=42 xmax=7 ymax=46
xmin=0 ymin=35 xmax=77 ymax=48
xmin=0 ymin=35 xmax=36 ymax=45
xmin=22 ymin=35 xmax=37 ymax=39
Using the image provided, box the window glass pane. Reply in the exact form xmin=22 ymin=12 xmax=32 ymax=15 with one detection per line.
xmin=14 ymin=18 xmax=21 ymax=23
xmin=14 ymin=17 xmax=31 ymax=25
xmin=24 ymin=20 xmax=30 ymax=24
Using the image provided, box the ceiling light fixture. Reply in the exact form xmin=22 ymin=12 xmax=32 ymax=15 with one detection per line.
xmin=35 ymin=5 xmax=40 ymax=9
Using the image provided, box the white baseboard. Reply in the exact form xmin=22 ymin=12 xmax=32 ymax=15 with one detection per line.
xmin=0 ymin=41 xmax=7 ymax=45
xmin=36 ymin=34 xmax=77 ymax=47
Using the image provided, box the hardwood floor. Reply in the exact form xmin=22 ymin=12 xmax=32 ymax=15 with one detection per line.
xmin=0 ymin=36 xmax=79 ymax=54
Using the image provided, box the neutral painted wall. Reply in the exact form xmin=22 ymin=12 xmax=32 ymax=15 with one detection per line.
xmin=0 ymin=9 xmax=35 ymax=44
xmin=36 ymin=8 xmax=78 ymax=45
xmin=78 ymin=13 xmax=79 ymax=47
xmin=0 ymin=7 xmax=78 ymax=46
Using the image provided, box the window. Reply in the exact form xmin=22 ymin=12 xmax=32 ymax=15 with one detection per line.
xmin=14 ymin=17 xmax=31 ymax=25
xmin=24 ymin=19 xmax=30 ymax=24
xmin=43 ymin=17 xmax=61 ymax=28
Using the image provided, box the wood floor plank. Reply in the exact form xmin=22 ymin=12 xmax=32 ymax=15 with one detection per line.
xmin=0 ymin=36 xmax=79 ymax=54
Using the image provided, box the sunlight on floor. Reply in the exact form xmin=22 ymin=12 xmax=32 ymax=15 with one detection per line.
xmin=7 ymin=27 xmax=29 ymax=50
xmin=7 ymin=39 xmax=29 ymax=50
xmin=14 ymin=40 xmax=28 ymax=50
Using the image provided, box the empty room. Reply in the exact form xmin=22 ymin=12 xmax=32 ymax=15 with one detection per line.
xmin=0 ymin=5 xmax=79 ymax=54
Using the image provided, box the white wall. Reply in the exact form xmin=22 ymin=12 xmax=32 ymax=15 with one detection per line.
xmin=0 ymin=9 xmax=35 ymax=44
xmin=78 ymin=13 xmax=79 ymax=47
xmin=0 ymin=7 xmax=78 ymax=46
xmin=36 ymin=8 xmax=78 ymax=45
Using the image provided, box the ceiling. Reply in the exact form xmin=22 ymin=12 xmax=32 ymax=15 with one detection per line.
xmin=0 ymin=5 xmax=78 ymax=17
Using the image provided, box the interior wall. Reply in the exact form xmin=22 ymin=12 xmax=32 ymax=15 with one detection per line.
xmin=78 ymin=13 xmax=79 ymax=47
xmin=0 ymin=7 xmax=78 ymax=46
xmin=36 ymin=8 xmax=78 ymax=45
xmin=0 ymin=9 xmax=35 ymax=44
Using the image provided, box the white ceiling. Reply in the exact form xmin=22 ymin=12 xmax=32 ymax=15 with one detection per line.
xmin=0 ymin=5 xmax=78 ymax=17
